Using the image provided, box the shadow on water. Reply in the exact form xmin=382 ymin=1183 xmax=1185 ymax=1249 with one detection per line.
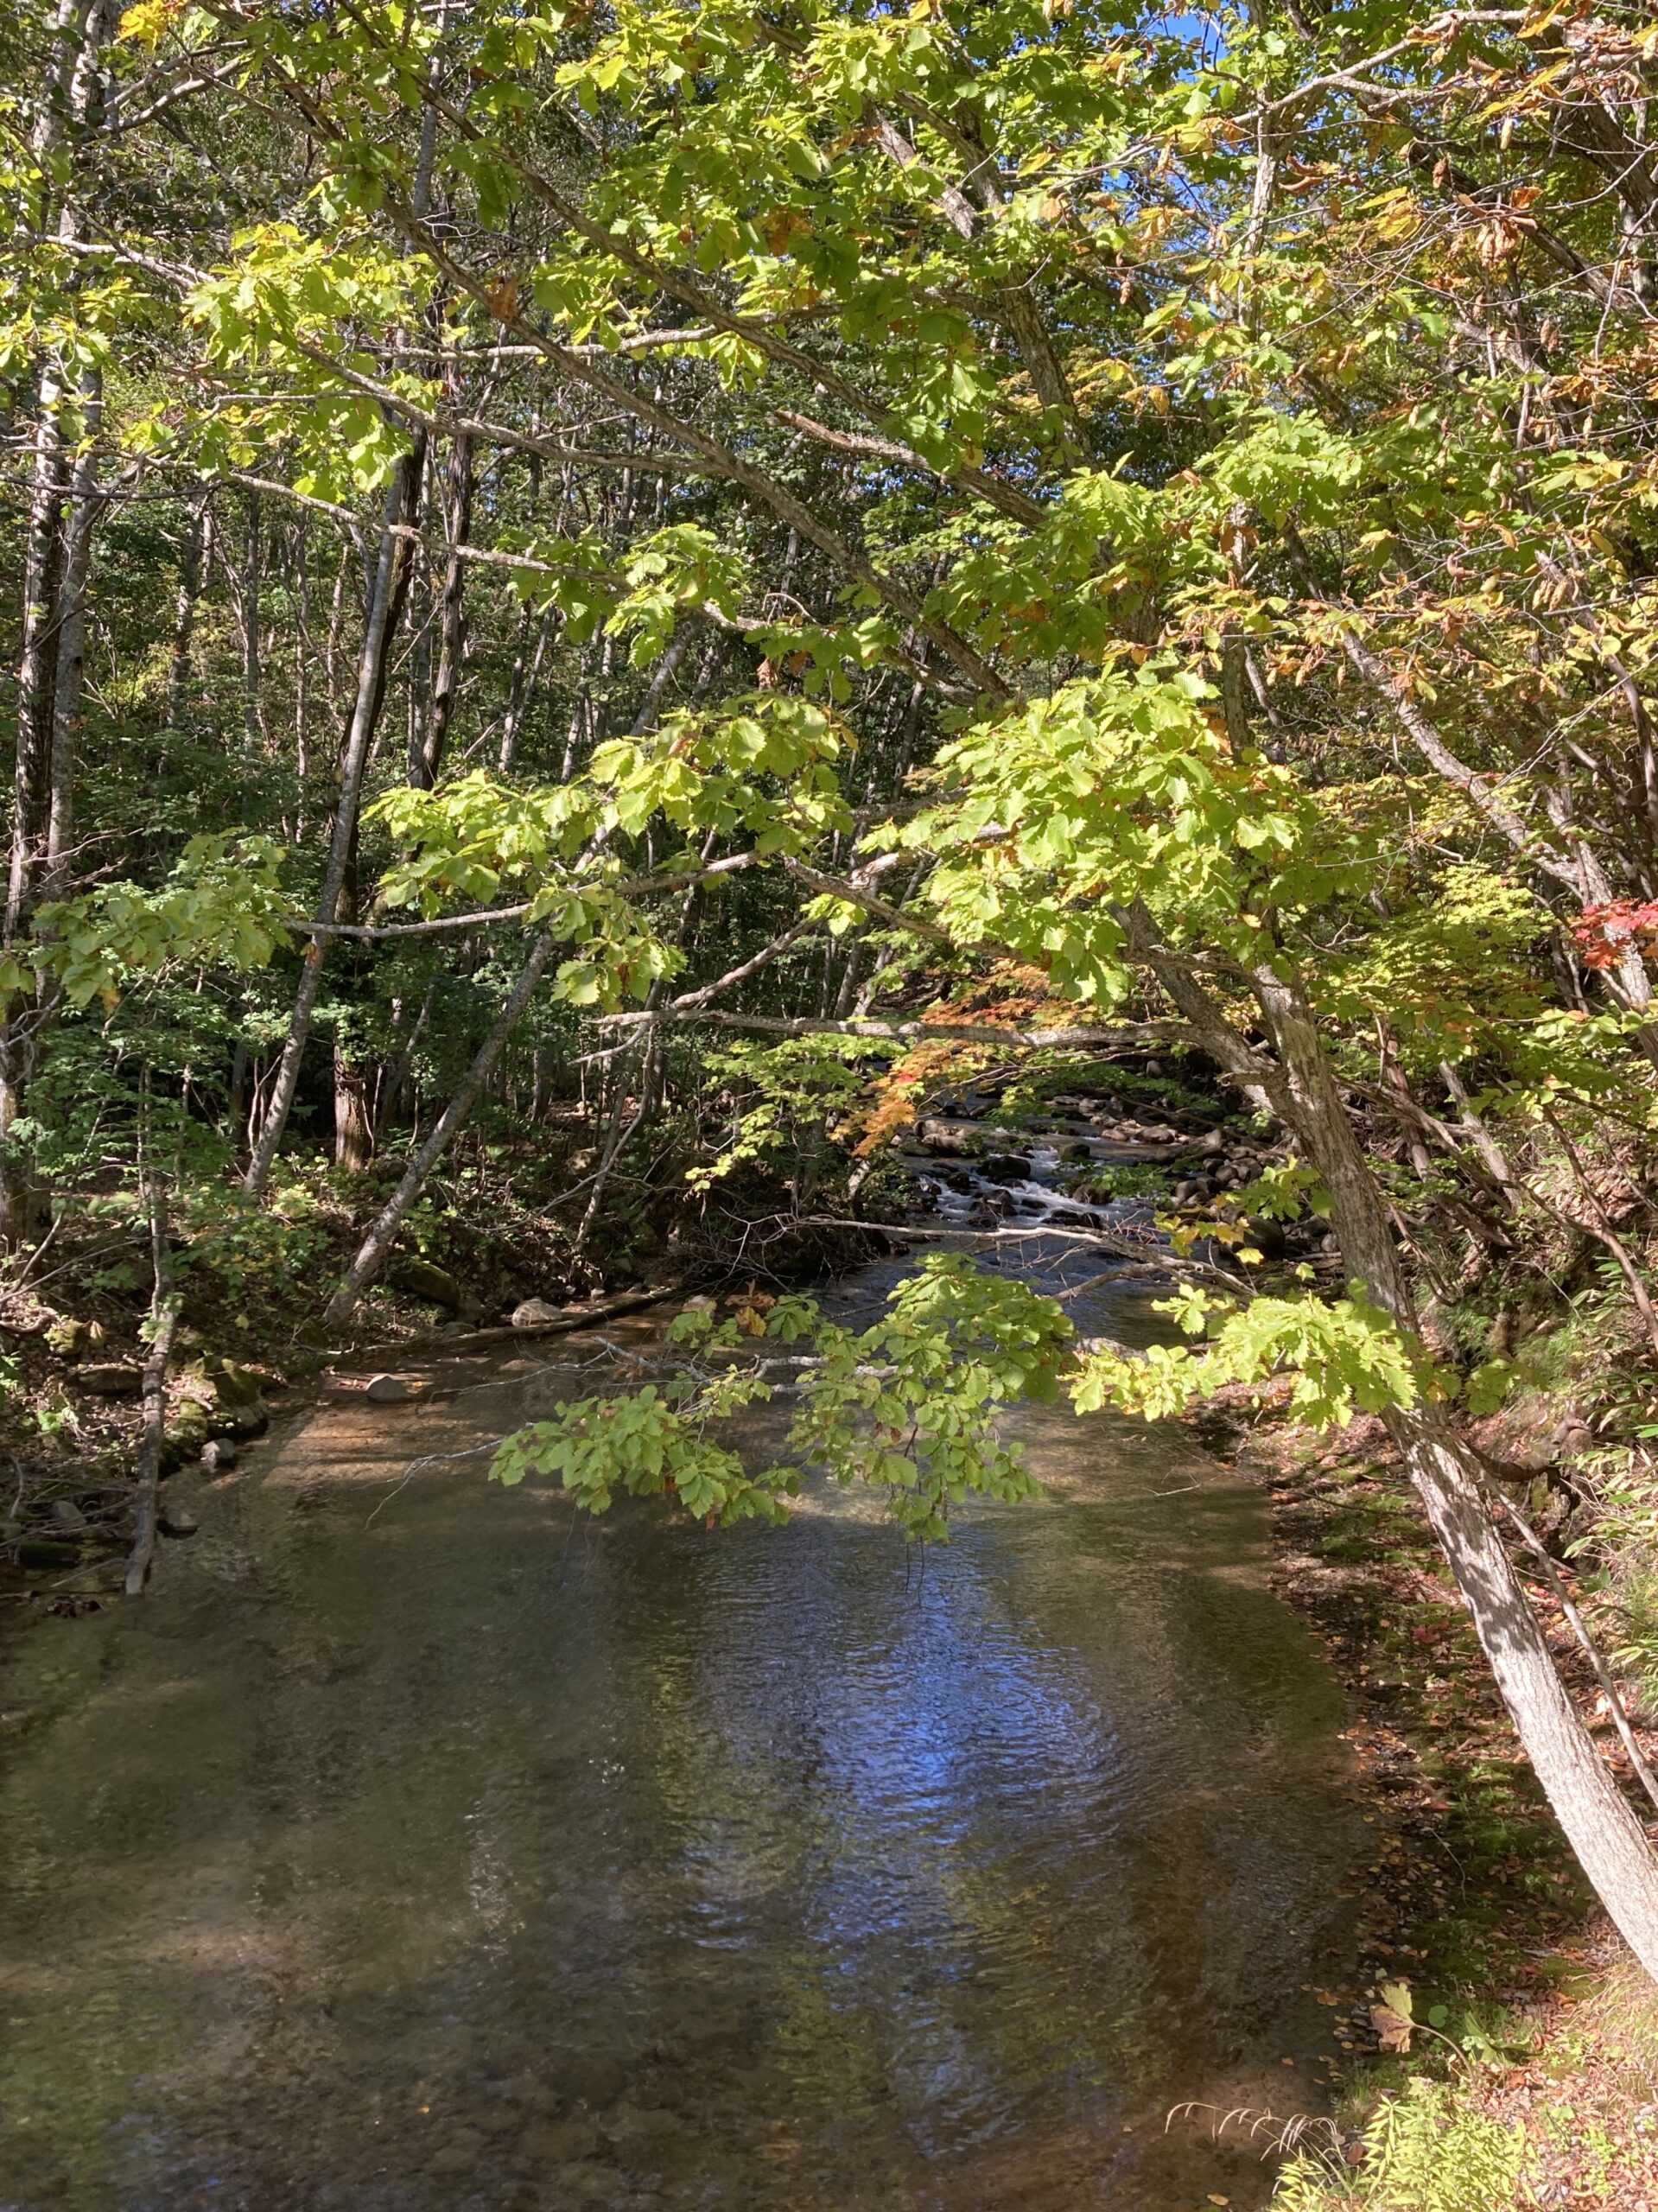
xmin=0 ymin=1252 xmax=1362 ymax=2210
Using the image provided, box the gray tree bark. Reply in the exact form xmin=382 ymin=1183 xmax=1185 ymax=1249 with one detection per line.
xmin=1253 ymin=962 xmax=1658 ymax=1980
xmin=243 ymin=450 xmax=421 ymax=1193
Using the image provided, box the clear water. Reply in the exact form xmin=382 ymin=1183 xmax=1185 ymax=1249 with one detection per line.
xmin=0 ymin=1262 xmax=1360 ymax=2210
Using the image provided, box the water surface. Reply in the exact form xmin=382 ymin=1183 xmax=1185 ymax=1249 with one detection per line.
xmin=0 ymin=1267 xmax=1360 ymax=2209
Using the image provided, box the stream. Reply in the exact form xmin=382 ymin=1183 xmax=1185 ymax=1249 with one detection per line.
xmin=0 ymin=1240 xmax=1363 ymax=2212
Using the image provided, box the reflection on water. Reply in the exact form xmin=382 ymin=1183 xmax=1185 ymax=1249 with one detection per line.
xmin=0 ymin=1262 xmax=1359 ymax=2210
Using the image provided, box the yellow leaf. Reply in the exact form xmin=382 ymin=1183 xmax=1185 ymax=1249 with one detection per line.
xmin=119 ymin=0 xmax=184 ymax=44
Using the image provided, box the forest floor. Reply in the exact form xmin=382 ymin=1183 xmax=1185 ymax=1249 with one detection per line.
xmin=1204 ymin=1392 xmax=1658 ymax=2207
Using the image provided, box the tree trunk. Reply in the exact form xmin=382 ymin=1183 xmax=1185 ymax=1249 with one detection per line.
xmin=323 ymin=922 xmax=562 ymax=1326
xmin=1249 ymin=960 xmax=1658 ymax=1979
xmin=45 ymin=362 xmax=103 ymax=895
xmin=243 ymin=445 xmax=422 ymax=1194
xmin=410 ymin=425 xmax=473 ymax=788
xmin=10 ymin=384 xmax=67 ymax=943
xmin=240 ymin=490 xmax=263 ymax=755
xmin=2 ymin=0 xmax=111 ymax=1243
xmin=291 ymin=512 xmax=310 ymax=831
xmin=498 ymin=603 xmax=551 ymax=772
xmin=124 ymin=1178 xmax=178 ymax=1599
xmin=1391 ymin=1406 xmax=1658 ymax=1981
xmin=333 ymin=1038 xmax=373 ymax=1172
xmin=165 ymin=494 xmax=205 ymax=735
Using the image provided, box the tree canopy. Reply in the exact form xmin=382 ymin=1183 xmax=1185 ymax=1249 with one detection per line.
xmin=11 ymin=0 xmax=1658 ymax=1990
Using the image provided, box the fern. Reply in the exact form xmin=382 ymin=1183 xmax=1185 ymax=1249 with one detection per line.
xmin=1274 ymin=2079 xmax=1524 ymax=2212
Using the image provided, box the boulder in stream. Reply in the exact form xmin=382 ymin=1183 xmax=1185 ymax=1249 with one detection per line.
xmin=979 ymin=1154 xmax=1033 ymax=1185
xmin=511 ymin=1298 xmax=565 ymax=1328
xmin=914 ymin=1118 xmax=980 ymax=1157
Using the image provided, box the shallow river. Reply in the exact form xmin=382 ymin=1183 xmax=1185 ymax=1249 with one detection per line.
xmin=0 ymin=1258 xmax=1362 ymax=2210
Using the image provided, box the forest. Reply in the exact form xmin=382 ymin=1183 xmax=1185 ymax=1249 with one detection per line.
xmin=8 ymin=0 xmax=1658 ymax=2204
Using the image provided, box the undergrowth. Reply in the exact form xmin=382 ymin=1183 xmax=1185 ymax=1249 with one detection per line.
xmin=1274 ymin=2079 xmax=1523 ymax=2211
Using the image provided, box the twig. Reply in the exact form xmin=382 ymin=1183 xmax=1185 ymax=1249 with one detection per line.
xmin=12 ymin=1209 xmax=64 ymax=1289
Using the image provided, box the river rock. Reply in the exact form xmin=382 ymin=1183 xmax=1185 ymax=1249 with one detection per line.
xmin=159 ymin=1503 xmax=200 ymax=1537
xmin=206 ymin=1361 xmax=269 ymax=1434
xmin=1243 ymin=1215 xmax=1289 ymax=1260
xmin=16 ymin=1538 xmax=78 ymax=1568
xmin=200 ymin=1437 xmax=238 ymax=1472
xmin=163 ymin=1397 xmax=211 ymax=1465
xmin=549 ymin=2163 xmax=626 ymax=2204
xmin=389 ymin=1255 xmax=471 ymax=1313
xmin=511 ymin=1298 xmax=564 ymax=1328
xmin=519 ymin=2120 xmax=604 ymax=2164
xmin=79 ymin=1362 xmax=143 ymax=1397
xmin=914 ymin=1117 xmax=978 ymax=1157
xmin=365 ymin=1373 xmax=414 ymax=1405
xmin=0 ymin=1306 xmax=52 ymax=1337
xmin=558 ymin=2054 xmax=627 ymax=2109
xmin=428 ymin=2128 xmax=482 ymax=2174
xmin=979 ymin=1154 xmax=1032 ymax=1185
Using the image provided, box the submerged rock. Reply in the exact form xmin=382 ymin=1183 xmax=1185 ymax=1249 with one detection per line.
xmin=549 ymin=2162 xmax=627 ymax=2203
xmin=557 ymin=2054 xmax=628 ymax=2108
xmin=519 ymin=2119 xmax=604 ymax=2164
xmin=428 ymin=2128 xmax=482 ymax=2175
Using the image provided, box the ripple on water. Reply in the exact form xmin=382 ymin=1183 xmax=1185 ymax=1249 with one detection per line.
xmin=0 ymin=1266 xmax=1360 ymax=2211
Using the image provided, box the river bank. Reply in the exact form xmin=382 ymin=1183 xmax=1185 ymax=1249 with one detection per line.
xmin=1206 ymin=1392 xmax=1658 ymax=2207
